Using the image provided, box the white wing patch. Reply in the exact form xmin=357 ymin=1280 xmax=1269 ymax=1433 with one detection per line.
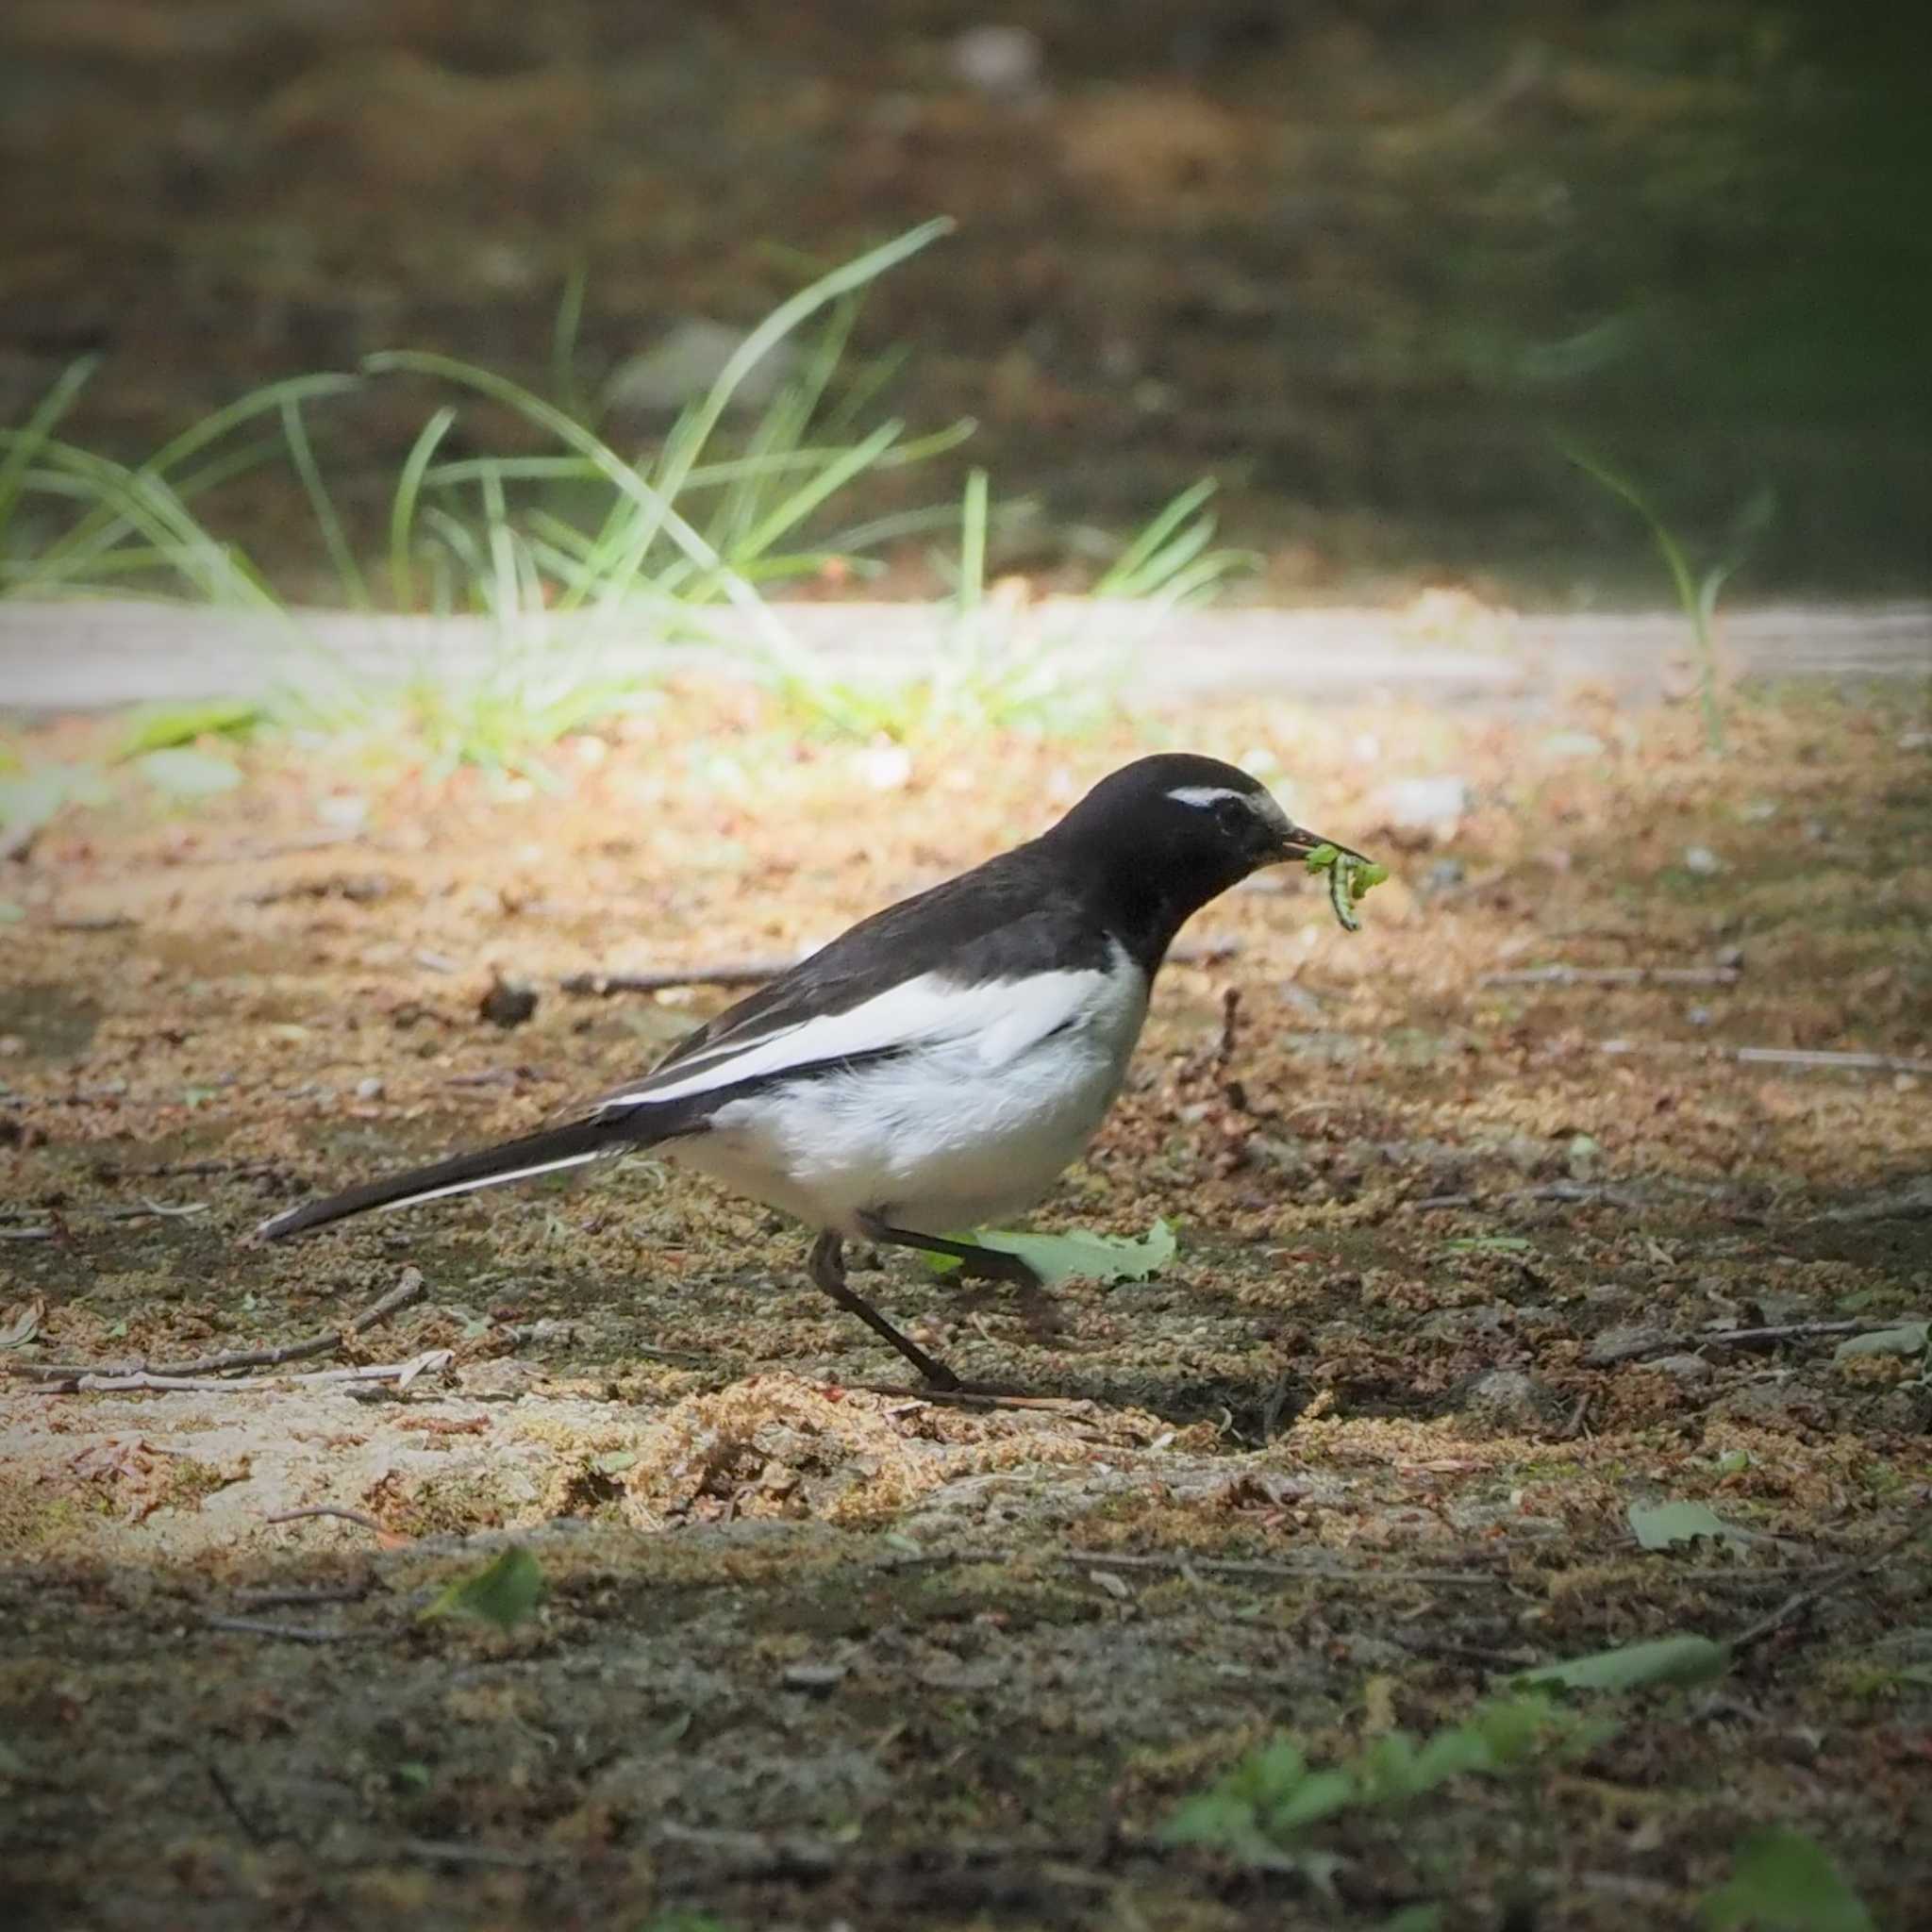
xmin=593 ymin=967 xmax=1111 ymax=1112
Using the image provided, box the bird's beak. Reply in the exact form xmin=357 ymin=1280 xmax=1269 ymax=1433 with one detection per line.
xmin=1275 ymin=824 xmax=1369 ymax=866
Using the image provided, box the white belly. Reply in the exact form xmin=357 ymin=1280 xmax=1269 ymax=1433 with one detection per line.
xmin=669 ymin=952 xmax=1148 ymax=1236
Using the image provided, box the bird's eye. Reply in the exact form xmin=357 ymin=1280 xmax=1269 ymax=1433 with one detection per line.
xmin=1214 ymin=796 xmax=1249 ymax=832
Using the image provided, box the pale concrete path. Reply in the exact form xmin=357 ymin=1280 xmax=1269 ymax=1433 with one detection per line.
xmin=0 ymin=596 xmax=1925 ymax=714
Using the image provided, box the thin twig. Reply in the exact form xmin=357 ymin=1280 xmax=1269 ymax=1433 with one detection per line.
xmin=0 ymin=1200 xmax=204 ymax=1236
xmin=1732 ymin=1512 xmax=1929 ymax=1654
xmin=1067 ymin=1551 xmax=1505 ymax=1588
xmin=856 ymin=1380 xmax=1102 ymax=1415
xmin=205 ymin=1759 xmax=274 ymax=1845
xmin=1409 ymin=1180 xmax=1648 ymax=1213
xmin=232 ymin=1583 xmax=372 ymax=1609
xmin=1602 ymin=1040 xmax=1932 ymax=1076
xmin=204 ymin=1616 xmax=375 ymax=1644
xmin=127 ymin=1158 xmax=291 ymax=1181
xmin=650 ymin=1820 xmax=840 ymax=1875
xmin=1704 ymin=1319 xmax=1906 ymax=1350
xmin=401 ymin=1839 xmax=559 ymax=1869
xmin=1809 ymin=1180 xmax=1932 ymax=1226
xmin=1589 ymin=1317 xmax=1906 ymax=1366
xmin=266 ymin=1506 xmax=386 ymax=1534
xmin=70 ymin=1348 xmax=453 ymax=1395
xmin=8 ymin=1268 xmax=426 ymax=1383
xmin=560 ymin=958 xmax=798 ymax=996
xmin=99 ymin=1198 xmax=208 ymax=1222
xmin=1484 ymin=965 xmax=1740 ymax=989
xmin=49 ymin=914 xmax=139 ymax=933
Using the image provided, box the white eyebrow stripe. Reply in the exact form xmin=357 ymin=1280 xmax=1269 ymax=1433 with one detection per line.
xmin=1167 ymin=781 xmax=1296 ymax=837
xmin=1166 ymin=785 xmax=1246 ymax=808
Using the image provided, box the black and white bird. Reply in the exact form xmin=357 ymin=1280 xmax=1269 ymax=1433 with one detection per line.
xmin=256 ymin=753 xmax=1362 ymax=1389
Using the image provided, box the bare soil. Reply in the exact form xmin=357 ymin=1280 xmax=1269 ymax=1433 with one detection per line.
xmin=3 ymin=677 xmax=1931 ymax=1928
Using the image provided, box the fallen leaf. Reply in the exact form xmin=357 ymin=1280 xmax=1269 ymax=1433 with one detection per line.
xmin=1515 ymin=1634 xmax=1730 ymax=1693
xmin=115 ymin=699 xmax=262 ymax=758
xmin=420 ymin=1545 xmax=545 ymax=1631
xmin=922 ymin=1218 xmax=1177 ymax=1288
xmin=0 ymin=1295 xmax=46 ymax=1349
xmin=1700 ymin=1825 xmax=1874 ymax=1931
xmin=1833 ymin=1323 xmax=1929 ymax=1363
xmin=134 ymin=747 xmax=243 ymax=796
xmin=1629 ymin=1499 xmax=1754 ymax=1551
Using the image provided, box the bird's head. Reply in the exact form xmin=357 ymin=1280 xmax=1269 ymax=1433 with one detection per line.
xmin=1049 ymin=752 xmax=1362 ymax=932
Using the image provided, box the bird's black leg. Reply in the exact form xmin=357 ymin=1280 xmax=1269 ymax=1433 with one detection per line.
xmin=807 ymin=1229 xmax=960 ymax=1391
xmin=855 ymin=1212 xmax=1043 ymax=1290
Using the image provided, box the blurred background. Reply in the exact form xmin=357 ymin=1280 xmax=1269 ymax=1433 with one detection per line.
xmin=5 ymin=0 xmax=1928 ymax=605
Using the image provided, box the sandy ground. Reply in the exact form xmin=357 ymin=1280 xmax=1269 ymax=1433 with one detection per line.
xmin=3 ymin=673 xmax=1931 ymax=1928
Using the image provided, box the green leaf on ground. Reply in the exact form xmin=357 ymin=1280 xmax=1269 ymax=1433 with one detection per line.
xmin=923 ymin=1219 xmax=1176 ymax=1288
xmin=1 ymin=768 xmax=85 ymax=837
xmin=1629 ymin=1499 xmax=1754 ymax=1551
xmin=115 ymin=699 xmax=263 ymax=758
xmin=420 ymin=1546 xmax=546 ymax=1631
xmin=1515 ymin=1634 xmax=1730 ymax=1693
xmin=1834 ymin=1322 xmax=1929 ymax=1363
xmin=133 ymin=747 xmax=243 ymax=796
xmin=1700 ymin=1826 xmax=1874 ymax=1932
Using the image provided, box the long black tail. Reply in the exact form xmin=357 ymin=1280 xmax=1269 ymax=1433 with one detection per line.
xmin=254 ymin=1117 xmax=626 ymax=1242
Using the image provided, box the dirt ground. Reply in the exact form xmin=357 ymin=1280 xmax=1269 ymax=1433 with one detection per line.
xmin=3 ymin=672 xmax=1931 ymax=1930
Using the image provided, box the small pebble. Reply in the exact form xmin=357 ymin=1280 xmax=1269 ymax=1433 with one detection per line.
xmin=1587 ymin=1324 xmax=1674 ymax=1366
xmin=1460 ymin=1367 xmax=1558 ymax=1425
xmin=1651 ymin=1353 xmax=1712 ymax=1383
xmin=781 ymin=1661 xmax=849 ymax=1694
xmin=1381 ymin=775 xmax=1473 ymax=832
xmin=1683 ymin=844 xmax=1723 ymax=876
xmin=354 ymin=1076 xmax=385 ymax=1102
xmin=857 ymin=744 xmax=913 ymax=792
xmin=948 ymin=24 xmax=1045 ymax=99
xmin=479 ymin=976 xmax=538 ymax=1029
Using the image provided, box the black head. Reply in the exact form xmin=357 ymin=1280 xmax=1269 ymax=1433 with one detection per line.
xmin=1043 ymin=753 xmax=1357 ymax=966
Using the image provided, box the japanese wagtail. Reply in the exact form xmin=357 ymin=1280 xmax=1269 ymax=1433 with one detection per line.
xmin=256 ymin=753 xmax=1364 ymax=1389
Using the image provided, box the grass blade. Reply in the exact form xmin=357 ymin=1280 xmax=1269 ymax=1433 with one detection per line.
xmin=0 ymin=357 xmax=97 ymax=557
xmin=1097 ymin=478 xmax=1219 ymax=593
xmin=1563 ymin=441 xmax=1726 ymax=754
xmin=390 ymin=405 xmax=458 ymax=612
xmin=279 ymin=395 xmax=368 ymax=608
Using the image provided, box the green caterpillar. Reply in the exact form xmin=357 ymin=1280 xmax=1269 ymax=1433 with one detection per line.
xmin=1304 ymin=843 xmax=1391 ymax=933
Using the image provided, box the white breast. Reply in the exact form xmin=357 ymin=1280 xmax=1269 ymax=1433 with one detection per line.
xmin=671 ymin=943 xmax=1149 ymax=1237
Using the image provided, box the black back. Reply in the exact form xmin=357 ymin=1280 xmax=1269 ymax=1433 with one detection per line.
xmin=631 ymin=753 xmax=1288 ymax=1094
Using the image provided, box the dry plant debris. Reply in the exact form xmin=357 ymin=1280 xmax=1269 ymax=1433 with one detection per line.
xmin=2 ymin=680 xmax=1929 ymax=1928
